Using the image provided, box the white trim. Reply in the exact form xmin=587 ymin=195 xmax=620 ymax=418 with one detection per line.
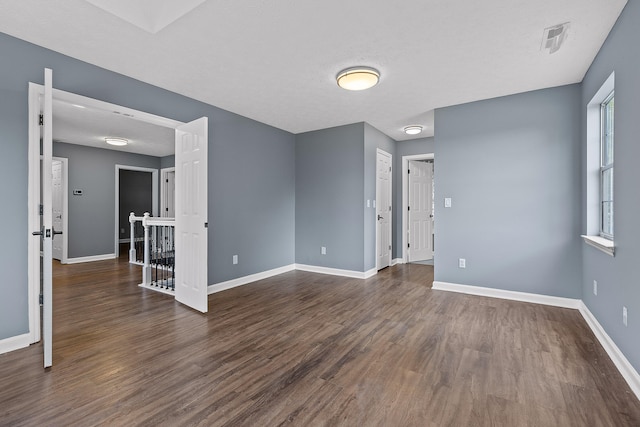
xmin=160 ymin=167 xmax=175 ymax=217
xmin=579 ymin=302 xmax=640 ymax=400
xmin=375 ymin=148 xmax=393 ymax=271
xmin=432 ymin=281 xmax=581 ymax=309
xmin=402 ymin=153 xmax=434 ymax=264
xmin=65 ymin=253 xmax=116 ymax=264
xmin=0 ymin=333 xmax=31 ymax=355
xmin=208 ymin=264 xmax=296 ymax=294
xmin=581 ymin=235 xmax=615 ymax=256
xmin=391 ymin=258 xmax=404 ymax=266
xmin=115 ymin=165 xmax=159 ymax=257
xmin=295 ymin=264 xmax=372 ymax=280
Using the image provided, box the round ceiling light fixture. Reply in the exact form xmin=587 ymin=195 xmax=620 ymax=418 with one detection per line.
xmin=105 ymin=137 xmax=128 ymax=146
xmin=336 ymin=66 xmax=380 ymax=91
xmin=403 ymin=125 xmax=423 ymax=135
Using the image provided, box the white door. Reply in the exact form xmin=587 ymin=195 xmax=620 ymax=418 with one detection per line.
xmin=376 ymin=149 xmax=392 ymax=270
xmin=52 ymin=160 xmax=63 ymax=261
xmin=175 ymin=117 xmax=208 ymax=313
xmin=408 ymin=160 xmax=434 ymax=262
xmin=41 ymin=68 xmax=54 ymax=367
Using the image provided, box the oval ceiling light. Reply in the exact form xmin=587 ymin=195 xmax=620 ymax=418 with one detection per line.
xmin=105 ymin=137 xmax=128 ymax=146
xmin=336 ymin=66 xmax=380 ymax=91
xmin=404 ymin=125 xmax=423 ymax=135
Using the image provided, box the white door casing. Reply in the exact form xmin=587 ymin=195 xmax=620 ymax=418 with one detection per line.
xmin=408 ymin=160 xmax=434 ymax=262
xmin=161 ymin=168 xmax=176 ymax=217
xmin=376 ymin=149 xmax=392 ymax=270
xmin=175 ymin=117 xmax=208 ymax=313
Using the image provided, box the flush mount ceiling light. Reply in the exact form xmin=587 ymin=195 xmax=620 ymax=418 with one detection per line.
xmin=404 ymin=125 xmax=423 ymax=135
xmin=105 ymin=137 xmax=128 ymax=146
xmin=336 ymin=66 xmax=380 ymax=91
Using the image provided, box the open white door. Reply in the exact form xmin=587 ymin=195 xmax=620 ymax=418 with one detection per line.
xmin=175 ymin=117 xmax=208 ymax=313
xmin=42 ymin=68 xmax=54 ymax=367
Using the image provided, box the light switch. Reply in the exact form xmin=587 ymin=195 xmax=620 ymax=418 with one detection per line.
xmin=367 ymin=200 xmax=370 ymax=208
xmin=444 ymin=198 xmax=452 ymax=208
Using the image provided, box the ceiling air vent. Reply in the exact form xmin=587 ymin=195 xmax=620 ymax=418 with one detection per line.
xmin=541 ymin=22 xmax=570 ymax=54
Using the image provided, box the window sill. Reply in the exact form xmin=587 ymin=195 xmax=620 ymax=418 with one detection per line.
xmin=581 ymin=235 xmax=615 ymax=257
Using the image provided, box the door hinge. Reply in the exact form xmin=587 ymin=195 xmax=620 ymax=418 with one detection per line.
xmin=39 ymin=294 xmax=43 ymax=305
xmin=408 ymin=206 xmax=410 ymax=211
xmin=204 ymin=222 xmax=208 ymax=228
xmin=388 ymin=245 xmax=391 ymax=250
xmin=39 ymin=114 xmax=44 ymax=126
xmin=389 ymin=167 xmax=391 ymax=172
xmin=408 ymin=169 xmax=410 ymax=174
xmin=407 ymin=243 xmax=410 ymax=248
xmin=165 ymin=207 xmax=169 ymax=211
xmin=166 ymin=179 xmax=169 ymax=183
xmin=39 ymin=204 xmax=43 ymax=215
xmin=388 ymin=206 xmax=391 ymax=211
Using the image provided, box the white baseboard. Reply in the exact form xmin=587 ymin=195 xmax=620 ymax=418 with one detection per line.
xmin=139 ymin=283 xmax=175 ymax=296
xmin=64 ymin=253 xmax=116 ymax=264
xmin=295 ymin=264 xmax=372 ymax=279
xmin=208 ymin=264 xmax=296 ymax=295
xmin=579 ymin=302 xmax=640 ymax=400
xmin=0 ymin=333 xmax=30 ymax=355
xmin=391 ymin=258 xmax=404 ymax=266
xmin=432 ymin=281 xmax=581 ymax=309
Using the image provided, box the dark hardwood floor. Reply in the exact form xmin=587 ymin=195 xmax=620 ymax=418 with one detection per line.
xmin=1 ymin=258 xmax=639 ymax=426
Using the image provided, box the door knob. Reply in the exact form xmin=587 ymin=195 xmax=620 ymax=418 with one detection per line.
xmin=378 ymin=215 xmax=384 ymax=220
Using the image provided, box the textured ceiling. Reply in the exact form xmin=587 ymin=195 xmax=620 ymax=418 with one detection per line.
xmin=0 ymin=0 xmax=628 ymax=141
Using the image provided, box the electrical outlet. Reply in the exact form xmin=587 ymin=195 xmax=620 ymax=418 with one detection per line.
xmin=445 ymin=198 xmax=452 ymax=208
xmin=321 ymin=246 xmax=327 ymax=255
xmin=232 ymin=255 xmax=238 ymax=265
xmin=593 ymin=280 xmax=598 ymax=296
xmin=458 ymin=258 xmax=466 ymax=268
xmin=623 ymin=306 xmax=628 ymax=327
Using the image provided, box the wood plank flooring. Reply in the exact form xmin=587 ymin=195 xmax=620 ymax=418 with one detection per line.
xmin=1 ymin=258 xmax=639 ymax=426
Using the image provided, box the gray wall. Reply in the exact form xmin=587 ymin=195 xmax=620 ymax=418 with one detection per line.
xmin=364 ymin=123 xmax=396 ymax=270
xmin=296 ymin=123 xmax=365 ymax=271
xmin=394 ymin=137 xmax=435 ymax=258
xmin=119 ymin=169 xmax=153 ymax=240
xmin=160 ymin=155 xmax=175 ymax=169
xmin=53 ymin=142 xmax=160 ymax=258
xmin=580 ymin=2 xmax=640 ymax=371
xmin=434 ymin=84 xmax=582 ymax=298
xmin=0 ymin=32 xmax=295 ymax=341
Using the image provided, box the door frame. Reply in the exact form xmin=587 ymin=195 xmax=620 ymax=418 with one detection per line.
xmin=375 ymin=148 xmax=392 ymax=270
xmin=160 ymin=167 xmax=176 ymax=217
xmin=28 ymin=84 xmax=190 ymax=345
xmin=402 ymin=153 xmax=434 ymax=264
xmin=115 ymin=165 xmax=159 ymax=257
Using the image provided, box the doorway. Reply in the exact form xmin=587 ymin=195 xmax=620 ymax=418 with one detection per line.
xmin=160 ymin=167 xmax=176 ymax=217
xmin=115 ymin=166 xmax=158 ymax=257
xmin=402 ymin=153 xmax=435 ymax=264
xmin=28 ymin=78 xmax=210 ymax=364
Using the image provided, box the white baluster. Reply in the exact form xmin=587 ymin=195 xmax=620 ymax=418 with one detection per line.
xmin=142 ymin=212 xmax=151 ymax=286
xmin=129 ymin=212 xmax=136 ymax=263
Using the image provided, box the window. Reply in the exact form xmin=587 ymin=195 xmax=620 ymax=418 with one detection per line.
xmin=600 ymin=91 xmax=614 ymax=239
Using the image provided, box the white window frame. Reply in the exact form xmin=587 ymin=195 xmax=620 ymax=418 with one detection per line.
xmin=582 ymin=72 xmax=615 ymax=256
xmin=599 ymin=90 xmax=614 ymax=239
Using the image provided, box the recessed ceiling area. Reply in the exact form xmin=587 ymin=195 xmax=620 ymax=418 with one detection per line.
xmin=0 ymin=0 xmax=628 ymax=140
xmin=52 ymin=98 xmax=175 ymax=157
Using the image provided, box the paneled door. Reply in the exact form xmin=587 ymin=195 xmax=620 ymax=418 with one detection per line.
xmin=175 ymin=117 xmax=208 ymax=313
xmin=408 ymin=160 xmax=434 ymax=262
xmin=376 ymin=149 xmax=392 ymax=270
